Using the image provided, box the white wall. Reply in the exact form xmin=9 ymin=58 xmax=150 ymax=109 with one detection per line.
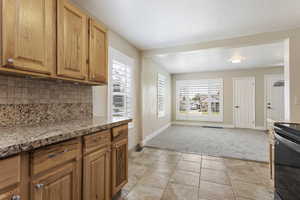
xmin=143 ymin=28 xmax=300 ymax=123
xmin=285 ymin=36 xmax=300 ymax=122
xmin=141 ymin=58 xmax=172 ymax=142
xmin=172 ymin=67 xmax=284 ymax=128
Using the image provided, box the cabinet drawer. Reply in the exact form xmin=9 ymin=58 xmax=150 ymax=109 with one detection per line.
xmin=83 ymin=130 xmax=111 ymax=154
xmin=112 ymin=124 xmax=128 ymax=142
xmin=0 ymin=155 xmax=21 ymax=189
xmin=31 ymin=139 xmax=81 ymax=176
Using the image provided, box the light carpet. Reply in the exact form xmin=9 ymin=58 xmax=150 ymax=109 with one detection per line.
xmin=145 ymin=125 xmax=269 ymax=162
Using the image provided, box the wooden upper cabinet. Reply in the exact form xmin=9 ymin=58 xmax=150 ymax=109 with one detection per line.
xmin=2 ymin=0 xmax=55 ymax=74
xmin=88 ymin=19 xmax=108 ymax=83
xmin=57 ymin=0 xmax=88 ymax=80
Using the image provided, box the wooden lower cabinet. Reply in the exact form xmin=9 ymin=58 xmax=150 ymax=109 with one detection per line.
xmin=83 ymin=146 xmax=111 ymax=200
xmin=0 ymin=188 xmax=20 ymax=200
xmin=0 ymin=155 xmax=21 ymax=200
xmin=111 ymin=138 xmax=128 ymax=196
xmin=31 ymin=161 xmax=80 ymax=200
xmin=0 ymin=125 xmax=130 ymax=200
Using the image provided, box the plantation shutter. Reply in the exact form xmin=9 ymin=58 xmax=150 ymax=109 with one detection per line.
xmin=110 ymin=48 xmax=133 ymax=127
xmin=176 ymin=79 xmax=223 ymax=122
xmin=157 ymin=73 xmax=166 ymax=118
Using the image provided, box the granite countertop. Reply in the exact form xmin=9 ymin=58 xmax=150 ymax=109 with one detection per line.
xmin=0 ymin=117 xmax=132 ymax=159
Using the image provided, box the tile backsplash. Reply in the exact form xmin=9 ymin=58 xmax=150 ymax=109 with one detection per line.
xmin=0 ymin=75 xmax=93 ymax=127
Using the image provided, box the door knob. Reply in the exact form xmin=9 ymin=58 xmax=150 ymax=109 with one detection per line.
xmin=267 ymin=106 xmax=272 ymax=109
xmin=11 ymin=195 xmax=21 ymax=200
xmin=234 ymin=106 xmax=239 ymax=108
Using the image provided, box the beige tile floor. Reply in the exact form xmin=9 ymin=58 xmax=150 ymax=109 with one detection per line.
xmin=117 ymin=147 xmax=274 ymax=200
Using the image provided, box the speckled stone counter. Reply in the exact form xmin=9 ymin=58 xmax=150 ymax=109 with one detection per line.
xmin=0 ymin=117 xmax=132 ymax=159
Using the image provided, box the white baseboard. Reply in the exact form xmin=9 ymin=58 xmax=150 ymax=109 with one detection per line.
xmin=142 ymin=123 xmax=171 ymax=145
xmin=254 ymin=126 xmax=268 ymax=131
xmin=172 ymin=121 xmax=267 ymax=131
xmin=171 ymin=121 xmax=234 ymax=128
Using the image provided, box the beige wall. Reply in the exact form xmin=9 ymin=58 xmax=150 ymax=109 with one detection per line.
xmin=93 ymin=31 xmax=142 ymax=150
xmin=285 ymin=36 xmax=300 ymax=122
xmin=141 ymin=58 xmax=172 ymax=140
xmin=172 ymin=67 xmax=284 ymax=127
xmin=143 ymin=28 xmax=300 ymax=123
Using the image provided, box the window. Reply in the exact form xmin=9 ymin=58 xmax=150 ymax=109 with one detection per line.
xmin=157 ymin=73 xmax=166 ymax=118
xmin=176 ymin=79 xmax=223 ymax=122
xmin=109 ymin=48 xmax=134 ymax=126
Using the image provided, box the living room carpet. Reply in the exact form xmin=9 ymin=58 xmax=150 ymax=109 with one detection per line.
xmin=145 ymin=125 xmax=268 ymax=162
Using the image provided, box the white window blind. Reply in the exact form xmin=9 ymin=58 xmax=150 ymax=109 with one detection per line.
xmin=157 ymin=73 xmax=166 ymax=118
xmin=110 ymin=48 xmax=133 ymax=127
xmin=176 ymin=79 xmax=223 ymax=122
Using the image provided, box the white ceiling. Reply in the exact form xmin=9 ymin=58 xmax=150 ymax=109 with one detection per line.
xmin=151 ymin=42 xmax=284 ymax=74
xmin=74 ymin=0 xmax=300 ymax=50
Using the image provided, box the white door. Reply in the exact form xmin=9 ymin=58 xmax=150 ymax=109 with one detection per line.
xmin=233 ymin=77 xmax=255 ymax=129
xmin=265 ymin=74 xmax=285 ymax=129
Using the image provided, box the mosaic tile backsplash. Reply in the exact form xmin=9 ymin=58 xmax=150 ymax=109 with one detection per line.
xmin=0 ymin=75 xmax=93 ymax=127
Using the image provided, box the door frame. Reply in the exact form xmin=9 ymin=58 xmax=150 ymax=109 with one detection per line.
xmin=264 ymin=74 xmax=284 ymax=129
xmin=233 ymin=77 xmax=256 ymax=129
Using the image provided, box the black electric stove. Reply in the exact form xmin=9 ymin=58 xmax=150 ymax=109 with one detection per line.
xmin=274 ymin=122 xmax=300 ymax=200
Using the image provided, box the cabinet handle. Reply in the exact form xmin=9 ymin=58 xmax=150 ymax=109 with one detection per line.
xmin=11 ymin=195 xmax=21 ymax=200
xmin=93 ymin=138 xmax=99 ymax=143
xmin=7 ymin=58 xmax=14 ymax=65
xmin=35 ymin=183 xmax=44 ymax=189
xmin=48 ymin=149 xmax=69 ymax=158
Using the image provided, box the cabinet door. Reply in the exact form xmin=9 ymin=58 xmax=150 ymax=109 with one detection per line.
xmin=57 ymin=0 xmax=87 ymax=80
xmin=31 ymin=162 xmax=80 ymax=200
xmin=2 ymin=0 xmax=55 ymax=74
xmin=83 ymin=147 xmax=110 ymax=200
xmin=0 ymin=188 xmax=20 ymax=200
xmin=88 ymin=19 xmax=107 ymax=83
xmin=111 ymin=138 xmax=128 ymax=196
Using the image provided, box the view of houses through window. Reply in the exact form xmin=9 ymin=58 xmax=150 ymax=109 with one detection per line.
xmin=176 ymin=79 xmax=223 ymax=121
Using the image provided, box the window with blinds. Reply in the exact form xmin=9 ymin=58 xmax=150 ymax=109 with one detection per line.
xmin=157 ymin=73 xmax=166 ymax=118
xmin=176 ymin=79 xmax=223 ymax=122
xmin=110 ymin=48 xmax=133 ymax=126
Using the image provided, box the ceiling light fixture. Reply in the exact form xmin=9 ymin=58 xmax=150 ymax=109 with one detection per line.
xmin=231 ymin=59 xmax=242 ymax=64
xmin=229 ymin=56 xmax=245 ymax=64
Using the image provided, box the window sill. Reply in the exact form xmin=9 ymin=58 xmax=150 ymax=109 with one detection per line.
xmin=176 ymin=115 xmax=223 ymax=122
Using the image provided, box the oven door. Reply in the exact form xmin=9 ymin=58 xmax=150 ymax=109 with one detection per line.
xmin=275 ymin=131 xmax=300 ymax=200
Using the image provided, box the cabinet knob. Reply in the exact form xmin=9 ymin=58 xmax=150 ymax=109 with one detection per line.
xmin=7 ymin=58 xmax=14 ymax=64
xmin=35 ymin=183 xmax=44 ymax=189
xmin=11 ymin=195 xmax=21 ymax=200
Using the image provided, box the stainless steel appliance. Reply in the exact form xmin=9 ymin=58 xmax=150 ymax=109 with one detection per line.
xmin=274 ymin=122 xmax=300 ymax=200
